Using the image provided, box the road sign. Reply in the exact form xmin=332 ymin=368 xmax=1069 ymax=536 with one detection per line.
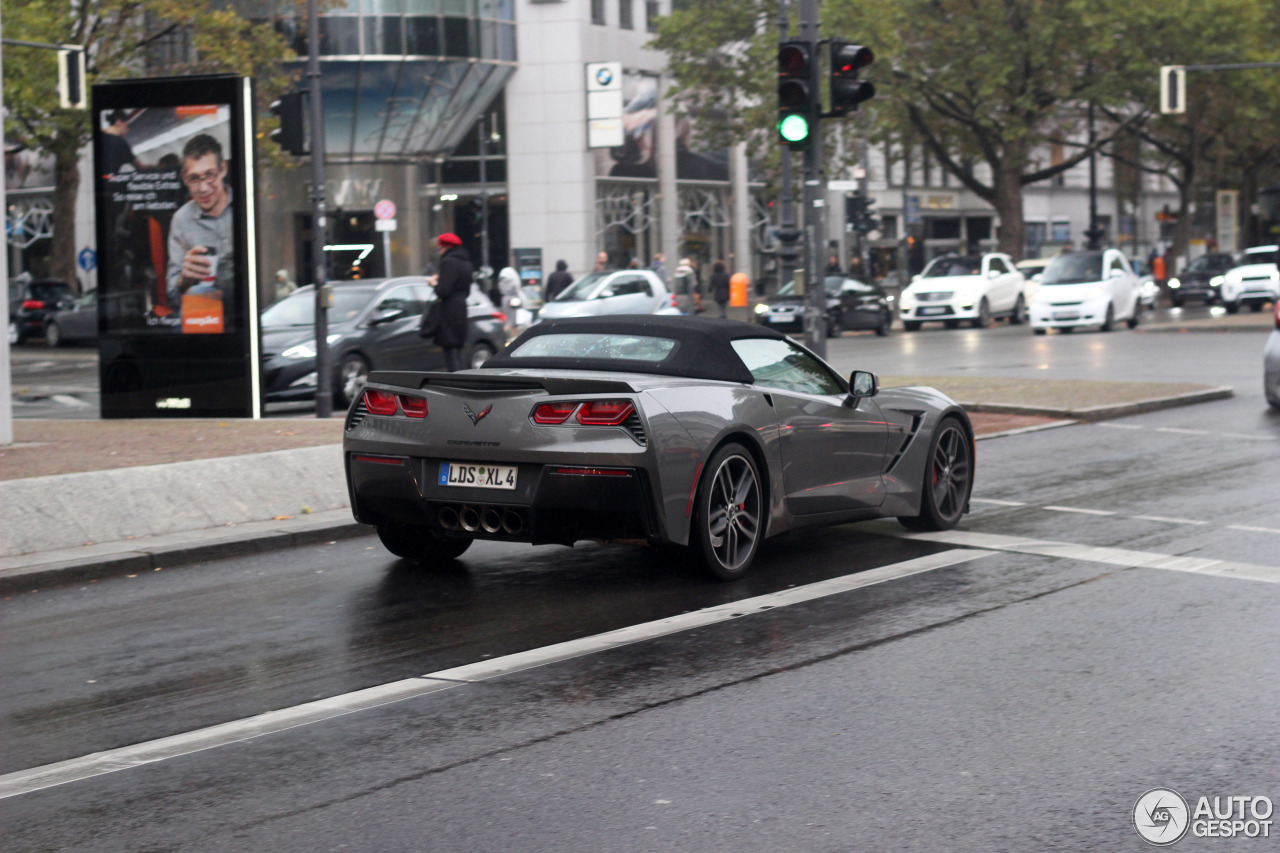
xmin=78 ymin=247 xmax=97 ymax=272
xmin=375 ymin=218 xmax=396 ymax=232
xmin=374 ymin=199 xmax=396 ymax=220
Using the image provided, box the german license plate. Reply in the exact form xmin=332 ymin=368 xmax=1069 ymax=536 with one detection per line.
xmin=1053 ymin=311 xmax=1080 ymax=321
xmin=768 ymin=313 xmax=792 ymax=322
xmin=439 ymin=462 xmax=517 ymax=490
xmin=920 ymin=306 xmax=948 ymax=316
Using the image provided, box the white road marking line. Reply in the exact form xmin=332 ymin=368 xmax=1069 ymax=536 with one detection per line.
xmin=1096 ymin=423 xmax=1142 ymax=430
xmin=50 ymin=394 xmax=92 ymax=408
xmin=1228 ymin=525 xmax=1280 ymax=535
xmin=1133 ymin=515 xmax=1209 ymax=526
xmin=1043 ymin=506 xmax=1117 ymax=516
xmin=1156 ymin=427 xmax=1210 ymax=435
xmin=878 ymin=526 xmax=1280 ymax=584
xmin=1220 ymin=433 xmax=1278 ymax=441
xmin=0 ymin=549 xmax=995 ymax=800
xmin=970 ymin=498 xmax=1027 ymax=507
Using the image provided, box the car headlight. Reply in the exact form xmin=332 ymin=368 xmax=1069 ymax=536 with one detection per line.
xmin=1168 ymin=278 xmax=1181 ymax=288
xmin=899 ymin=292 xmax=917 ymax=308
xmin=754 ymin=303 xmax=769 ymax=314
xmin=282 ymin=341 xmax=317 ymax=359
xmin=1211 ymin=276 xmax=1224 ymax=287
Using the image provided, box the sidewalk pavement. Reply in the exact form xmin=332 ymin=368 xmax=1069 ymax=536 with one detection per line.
xmin=0 ymin=372 xmax=1234 ymax=594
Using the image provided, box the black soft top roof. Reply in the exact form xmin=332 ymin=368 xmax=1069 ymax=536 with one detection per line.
xmin=483 ymin=315 xmax=791 ymax=383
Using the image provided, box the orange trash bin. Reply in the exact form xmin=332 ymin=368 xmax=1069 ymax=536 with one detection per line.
xmin=730 ymin=272 xmax=749 ymax=308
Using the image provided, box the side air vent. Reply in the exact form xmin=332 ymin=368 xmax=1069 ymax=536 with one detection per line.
xmin=345 ymin=397 xmax=368 ymax=431
xmin=623 ymin=410 xmax=647 ymax=445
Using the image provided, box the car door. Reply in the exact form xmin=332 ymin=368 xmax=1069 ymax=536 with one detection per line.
xmin=65 ymin=292 xmax=97 ymax=341
xmin=595 ymin=273 xmax=653 ymax=315
xmin=359 ymin=284 xmax=431 ymax=370
xmin=984 ymin=255 xmax=1018 ymax=312
xmin=1106 ymin=252 xmax=1136 ymax=317
xmin=730 ymin=337 xmax=889 ymax=513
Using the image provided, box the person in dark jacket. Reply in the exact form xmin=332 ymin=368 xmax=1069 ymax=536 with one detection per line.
xmin=709 ymin=260 xmax=731 ymax=318
xmin=431 ymin=233 xmax=472 ymax=372
xmin=545 ymin=259 xmax=573 ymax=301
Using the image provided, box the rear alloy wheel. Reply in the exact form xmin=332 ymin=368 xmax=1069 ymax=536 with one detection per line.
xmin=44 ymin=321 xmax=64 ymax=348
xmin=1100 ymin=303 xmax=1115 ymax=332
xmin=875 ymin=308 xmax=891 ymax=337
xmin=1009 ymin=294 xmax=1026 ymax=325
xmin=336 ymin=354 xmax=370 ymax=408
xmin=377 ymin=522 xmax=473 ymax=563
xmin=468 ymin=343 xmax=495 ymax=370
xmin=692 ymin=443 xmax=763 ymax=580
xmin=971 ymin=298 xmax=991 ymax=329
xmin=898 ymin=417 xmax=973 ymax=531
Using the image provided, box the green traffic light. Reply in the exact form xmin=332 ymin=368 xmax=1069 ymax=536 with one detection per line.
xmin=778 ymin=113 xmax=810 ymax=143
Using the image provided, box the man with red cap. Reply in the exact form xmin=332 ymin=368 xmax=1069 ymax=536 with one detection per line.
xmin=429 ymin=232 xmax=472 ymax=371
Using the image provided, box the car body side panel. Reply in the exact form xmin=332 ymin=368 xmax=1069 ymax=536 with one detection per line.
xmin=873 ymin=386 xmax=973 ymax=518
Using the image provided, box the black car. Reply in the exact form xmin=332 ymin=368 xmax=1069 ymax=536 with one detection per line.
xmin=754 ymin=276 xmax=892 ymax=337
xmin=1167 ymin=252 xmax=1235 ymax=307
xmin=43 ymin=290 xmax=99 ymax=347
xmin=260 ymin=277 xmax=507 ymax=408
xmin=9 ymin=278 xmax=75 ymax=345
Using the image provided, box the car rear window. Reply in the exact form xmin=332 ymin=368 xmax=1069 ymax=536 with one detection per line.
xmin=509 ymin=333 xmax=678 ymax=362
xmin=30 ymin=283 xmax=73 ymax=301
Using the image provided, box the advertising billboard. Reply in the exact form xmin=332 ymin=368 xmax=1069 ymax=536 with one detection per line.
xmin=93 ymin=75 xmax=261 ymax=418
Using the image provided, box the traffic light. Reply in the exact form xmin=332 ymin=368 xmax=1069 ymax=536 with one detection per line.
xmin=777 ymin=40 xmax=817 ymax=150
xmin=829 ymin=41 xmax=874 ymax=117
xmin=846 ymin=195 xmax=878 ymax=233
xmin=57 ymin=46 xmax=86 ymax=110
xmin=270 ymin=91 xmax=308 ymax=156
xmin=1160 ymin=65 xmax=1185 ymax=115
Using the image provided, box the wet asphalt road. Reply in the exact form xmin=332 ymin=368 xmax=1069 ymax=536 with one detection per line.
xmin=3 ymin=310 xmax=1280 ymax=850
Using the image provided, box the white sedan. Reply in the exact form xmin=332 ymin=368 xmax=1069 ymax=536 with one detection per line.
xmin=899 ymin=253 xmax=1026 ymax=330
xmin=1029 ymin=249 xmax=1141 ymax=334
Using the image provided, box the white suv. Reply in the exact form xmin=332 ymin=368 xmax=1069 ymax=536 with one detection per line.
xmin=899 ymin=253 xmax=1026 ymax=330
xmin=1221 ymin=246 xmax=1280 ymax=314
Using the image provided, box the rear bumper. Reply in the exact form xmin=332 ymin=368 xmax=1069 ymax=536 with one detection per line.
xmin=347 ymin=452 xmax=662 ymax=545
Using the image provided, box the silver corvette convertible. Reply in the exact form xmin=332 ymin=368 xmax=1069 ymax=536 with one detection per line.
xmin=343 ymin=316 xmax=974 ymax=579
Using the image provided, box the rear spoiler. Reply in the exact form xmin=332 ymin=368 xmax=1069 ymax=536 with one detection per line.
xmin=368 ymin=371 xmax=638 ymax=395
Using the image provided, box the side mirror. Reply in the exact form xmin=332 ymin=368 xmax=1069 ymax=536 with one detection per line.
xmin=846 ymin=370 xmax=879 ymax=407
xmin=1109 ymin=268 xmax=1126 ymax=279
xmin=598 ymin=289 xmax=615 ymax=299
xmin=370 ymin=307 xmax=405 ymax=325
xmin=988 ymin=269 xmax=1000 ymax=279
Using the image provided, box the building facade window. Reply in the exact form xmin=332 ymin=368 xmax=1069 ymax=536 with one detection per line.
xmin=620 ymin=0 xmax=633 ymax=29
xmin=592 ymin=0 xmax=606 ymax=25
xmin=1051 ymin=220 xmax=1071 ymax=243
xmin=646 ymin=1 xmax=659 ymax=32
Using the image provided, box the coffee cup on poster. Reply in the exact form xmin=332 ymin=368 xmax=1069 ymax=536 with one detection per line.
xmin=202 ymin=246 xmax=218 ymax=283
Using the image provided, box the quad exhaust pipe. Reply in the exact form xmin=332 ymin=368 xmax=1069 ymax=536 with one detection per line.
xmin=435 ymin=503 xmax=527 ymax=537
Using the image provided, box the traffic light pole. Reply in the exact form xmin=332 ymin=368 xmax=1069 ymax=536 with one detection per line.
xmin=776 ymin=1 xmax=800 ymax=295
xmin=799 ymin=0 xmax=826 ymax=356
xmin=307 ymin=0 xmax=333 ymax=418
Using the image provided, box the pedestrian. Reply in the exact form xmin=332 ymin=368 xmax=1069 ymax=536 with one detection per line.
xmin=673 ymin=257 xmax=699 ymax=315
xmin=628 ymin=257 xmax=642 ymax=269
xmin=496 ymin=265 xmax=521 ymax=331
xmin=592 ymin=251 xmax=609 ymax=273
xmin=1059 ymin=241 xmax=1074 ymax=255
xmin=546 ymin=259 xmax=573 ymax=301
xmin=709 ymin=260 xmax=731 ymax=318
xmin=273 ymin=269 xmax=296 ymax=302
xmin=826 ymin=253 xmax=842 ymax=275
xmin=848 ymin=255 xmax=865 ymax=280
xmin=428 ymin=232 xmax=472 ymax=372
xmin=650 ymin=252 xmax=669 ymax=285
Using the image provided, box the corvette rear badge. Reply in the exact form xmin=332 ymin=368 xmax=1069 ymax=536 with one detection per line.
xmin=463 ymin=403 xmax=492 ymax=426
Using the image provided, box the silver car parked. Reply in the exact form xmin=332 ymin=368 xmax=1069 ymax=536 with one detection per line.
xmin=535 ymin=269 xmax=678 ymax=322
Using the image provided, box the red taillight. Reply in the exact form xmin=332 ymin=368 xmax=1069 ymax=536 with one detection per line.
xmin=22 ymin=300 xmax=45 ymax=311
xmin=533 ymin=402 xmax=577 ymax=424
xmin=576 ymin=400 xmax=634 ymax=425
xmin=398 ymin=394 xmax=428 ymax=418
xmin=492 ymin=312 xmax=507 ymax=325
xmin=1275 ymin=300 xmax=1280 ymax=330
xmin=669 ymin=294 xmax=678 ymax=307
xmin=553 ymin=467 xmax=632 ymax=477
xmin=363 ymin=389 xmax=399 ymax=416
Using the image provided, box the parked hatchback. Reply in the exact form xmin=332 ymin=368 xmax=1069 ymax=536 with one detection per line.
xmin=8 ymin=278 xmax=75 ymax=345
xmin=754 ymin=276 xmax=892 ymax=337
xmin=260 ymin=277 xmax=507 ymax=408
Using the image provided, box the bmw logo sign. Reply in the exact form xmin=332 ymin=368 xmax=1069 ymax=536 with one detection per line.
xmin=596 ymin=67 xmax=613 ymax=86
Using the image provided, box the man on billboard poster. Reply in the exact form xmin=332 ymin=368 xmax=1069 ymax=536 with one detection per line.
xmin=166 ymin=133 xmax=235 ymax=333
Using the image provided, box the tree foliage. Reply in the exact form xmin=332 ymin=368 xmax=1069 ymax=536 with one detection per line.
xmin=2 ymin=0 xmax=296 ymax=285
